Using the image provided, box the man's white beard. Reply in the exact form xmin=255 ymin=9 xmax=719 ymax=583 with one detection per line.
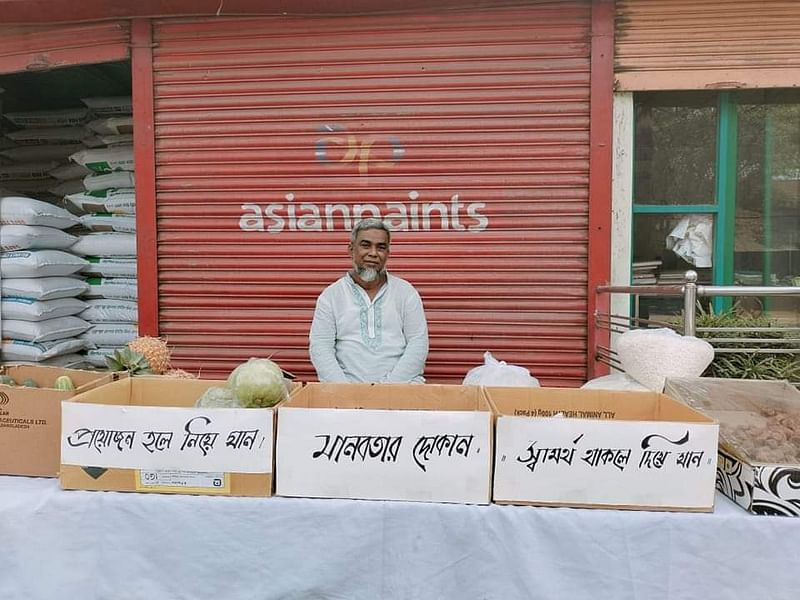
xmin=356 ymin=266 xmax=382 ymax=283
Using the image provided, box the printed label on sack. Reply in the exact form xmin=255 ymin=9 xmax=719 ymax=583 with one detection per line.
xmin=136 ymin=469 xmax=230 ymax=494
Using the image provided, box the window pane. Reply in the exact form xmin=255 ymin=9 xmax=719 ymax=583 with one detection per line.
xmin=633 ymin=213 xmax=713 ymax=321
xmin=634 ymin=91 xmax=718 ymax=205
xmin=735 ymin=90 xmax=800 ymax=324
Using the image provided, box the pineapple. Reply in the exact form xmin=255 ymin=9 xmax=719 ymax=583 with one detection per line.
xmin=106 ymin=348 xmax=153 ymax=375
xmin=127 ymin=336 xmax=171 ymax=375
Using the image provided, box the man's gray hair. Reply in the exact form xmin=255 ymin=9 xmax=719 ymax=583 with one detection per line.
xmin=350 ymin=218 xmax=391 ymax=244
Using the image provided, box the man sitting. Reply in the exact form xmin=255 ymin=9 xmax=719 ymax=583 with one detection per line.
xmin=309 ymin=218 xmax=429 ymax=383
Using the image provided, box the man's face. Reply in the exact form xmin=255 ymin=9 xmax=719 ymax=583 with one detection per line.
xmin=349 ymin=228 xmax=390 ymax=283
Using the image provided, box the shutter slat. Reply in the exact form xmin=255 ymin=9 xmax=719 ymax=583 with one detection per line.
xmin=153 ymin=4 xmax=591 ymax=384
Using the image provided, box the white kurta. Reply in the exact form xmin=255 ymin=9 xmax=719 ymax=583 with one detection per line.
xmin=309 ymin=273 xmax=428 ymax=383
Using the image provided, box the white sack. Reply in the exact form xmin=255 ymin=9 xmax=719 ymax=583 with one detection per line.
xmin=0 ymin=143 xmax=84 ymax=163
xmin=0 ymin=161 xmax=60 ymax=180
xmin=80 ymin=323 xmax=138 ymax=348
xmin=0 ymin=178 xmax=59 ymax=195
xmin=49 ymin=162 xmax=91 ymax=181
xmin=81 ymin=96 xmax=132 ymax=116
xmin=100 ymin=134 xmax=134 ymax=146
xmin=49 ymin=178 xmax=86 ymax=197
xmin=83 ymin=347 xmax=123 ymax=368
xmin=66 ymin=188 xmax=135 ymax=214
xmin=1 ymin=297 xmax=87 ymax=322
xmin=79 ymin=299 xmax=138 ymax=323
xmin=86 ymin=116 xmax=133 ymax=136
xmin=82 ymin=257 xmax=137 ymax=278
xmin=5 ymin=126 xmax=89 ymax=145
xmin=3 ymin=107 xmax=88 ymax=129
xmin=0 ymin=224 xmax=76 ymax=251
xmin=0 ymin=250 xmax=88 ymax=277
xmin=70 ymin=232 xmax=136 ymax=256
xmin=616 ymin=328 xmax=715 ymax=392
xmin=70 ymin=145 xmax=134 ymax=173
xmin=79 ymin=213 xmax=136 ymax=233
xmin=36 ymin=353 xmax=89 ymax=368
xmin=83 ymin=171 xmax=135 ymax=191
xmin=1 ymin=338 xmax=88 ymax=362
xmin=3 ymin=316 xmax=91 ymax=343
xmin=83 ymin=277 xmax=138 ymax=301
xmin=1 ymin=276 xmax=89 ymax=301
xmin=0 ymin=196 xmax=80 ymax=229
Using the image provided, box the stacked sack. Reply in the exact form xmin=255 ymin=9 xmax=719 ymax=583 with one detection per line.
xmin=0 ymin=196 xmax=90 ymax=366
xmin=0 ymin=107 xmax=91 ymax=202
xmin=66 ymin=97 xmax=138 ymax=367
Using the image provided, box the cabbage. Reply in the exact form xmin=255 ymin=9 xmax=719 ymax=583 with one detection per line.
xmin=195 ymin=386 xmax=241 ymax=408
xmin=227 ymin=358 xmax=287 ymax=408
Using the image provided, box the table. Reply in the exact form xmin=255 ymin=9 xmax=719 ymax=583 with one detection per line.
xmin=1 ymin=476 xmax=798 ymax=600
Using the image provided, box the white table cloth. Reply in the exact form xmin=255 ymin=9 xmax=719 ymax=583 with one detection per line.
xmin=1 ymin=476 xmax=798 ymax=600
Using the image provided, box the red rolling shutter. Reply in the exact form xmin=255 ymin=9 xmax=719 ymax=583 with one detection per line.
xmin=0 ymin=21 xmax=130 ymax=74
xmin=152 ymin=2 xmax=591 ymax=385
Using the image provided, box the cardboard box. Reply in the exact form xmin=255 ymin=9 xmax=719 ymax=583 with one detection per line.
xmin=490 ymin=387 xmax=719 ymax=511
xmin=276 ymin=383 xmax=494 ymax=504
xmin=59 ymin=377 xmax=296 ymax=497
xmin=664 ymin=377 xmax=800 ymax=516
xmin=0 ymin=364 xmax=117 ymax=477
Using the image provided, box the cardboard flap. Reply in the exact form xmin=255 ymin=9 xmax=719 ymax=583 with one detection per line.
xmin=488 ymin=386 xmax=714 ymax=424
xmin=0 ymin=364 xmax=115 ymax=391
xmin=288 ymin=383 xmax=490 ymax=412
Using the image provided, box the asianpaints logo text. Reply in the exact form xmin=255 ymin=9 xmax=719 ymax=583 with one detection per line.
xmin=239 ymin=191 xmax=489 ymax=234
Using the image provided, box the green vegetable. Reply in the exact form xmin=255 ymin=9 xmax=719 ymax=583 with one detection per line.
xmin=195 ymin=386 xmax=241 ymax=409
xmin=21 ymin=378 xmax=38 ymax=388
xmin=54 ymin=375 xmax=76 ymax=391
xmin=105 ymin=348 xmax=153 ymax=375
xmin=0 ymin=376 xmax=17 ymax=386
xmin=227 ymin=358 xmax=287 ymax=408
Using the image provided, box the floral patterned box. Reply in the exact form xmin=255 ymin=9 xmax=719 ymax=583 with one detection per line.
xmin=664 ymin=377 xmax=800 ymax=516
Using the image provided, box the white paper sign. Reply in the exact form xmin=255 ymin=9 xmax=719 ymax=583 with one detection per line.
xmin=61 ymin=403 xmax=274 ymax=473
xmin=493 ymin=417 xmax=719 ymax=509
xmin=276 ymin=408 xmax=492 ymax=504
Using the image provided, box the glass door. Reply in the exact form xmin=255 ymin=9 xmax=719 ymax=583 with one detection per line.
xmin=632 ymin=89 xmax=800 ymax=325
xmin=735 ymin=90 xmax=800 ymax=324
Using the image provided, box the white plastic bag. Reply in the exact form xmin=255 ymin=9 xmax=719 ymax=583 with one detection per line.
xmin=666 ymin=215 xmax=713 ymax=268
xmin=462 ymin=351 xmax=540 ymax=387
